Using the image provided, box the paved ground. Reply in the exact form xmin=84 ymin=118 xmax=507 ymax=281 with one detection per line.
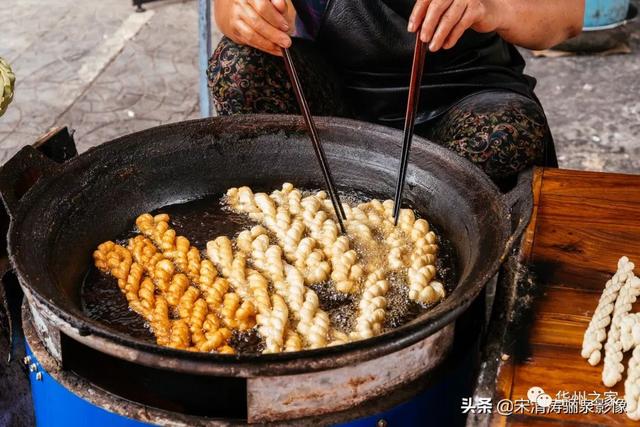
xmin=522 ymin=13 xmax=640 ymax=172
xmin=0 ymin=0 xmax=638 ymax=171
xmin=0 ymin=0 xmax=204 ymax=159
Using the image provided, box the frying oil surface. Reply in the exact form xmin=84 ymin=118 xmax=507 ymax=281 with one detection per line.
xmin=82 ymin=190 xmax=457 ymax=352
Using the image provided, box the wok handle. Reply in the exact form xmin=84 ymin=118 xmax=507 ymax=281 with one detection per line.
xmin=0 ymin=127 xmax=76 ymax=219
xmin=0 ymin=127 xmax=76 ymax=362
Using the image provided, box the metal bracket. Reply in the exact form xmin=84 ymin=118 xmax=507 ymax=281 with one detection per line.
xmin=198 ymin=0 xmax=213 ymax=117
xmin=0 ymin=126 xmax=77 ymax=364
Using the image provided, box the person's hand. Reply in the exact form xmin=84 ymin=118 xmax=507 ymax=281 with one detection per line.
xmin=408 ymin=0 xmax=503 ymax=52
xmin=214 ymin=0 xmax=293 ymax=56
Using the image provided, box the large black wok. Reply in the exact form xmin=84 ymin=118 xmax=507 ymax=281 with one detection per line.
xmin=1 ymin=115 xmax=526 ymax=376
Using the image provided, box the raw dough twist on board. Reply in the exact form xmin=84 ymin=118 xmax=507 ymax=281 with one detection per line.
xmin=621 ymin=312 xmax=640 ymax=352
xmin=626 ymin=345 xmax=640 ymax=420
xmin=582 ymin=256 xmax=635 ymax=365
xmin=603 ymin=263 xmax=640 ymax=387
xmin=579 ymin=257 xmax=640 ymax=420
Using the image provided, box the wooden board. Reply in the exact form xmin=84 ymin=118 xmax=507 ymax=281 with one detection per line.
xmin=493 ymin=168 xmax=640 ymax=426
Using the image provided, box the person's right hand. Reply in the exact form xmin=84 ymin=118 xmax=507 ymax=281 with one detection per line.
xmin=214 ymin=0 xmax=293 ymax=56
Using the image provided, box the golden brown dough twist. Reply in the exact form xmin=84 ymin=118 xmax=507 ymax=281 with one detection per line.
xmin=167 ymin=273 xmax=190 ymax=306
xmin=188 ymin=298 xmax=208 ymax=346
xmin=151 ymin=295 xmax=171 ymax=346
xmin=153 ymin=259 xmax=175 ymax=293
xmin=221 ymin=293 xmax=256 ymax=331
xmin=94 ymin=242 xmax=141 ymax=315
xmin=138 ymin=277 xmax=155 ymax=314
xmin=99 ymin=220 xmax=234 ymax=354
xmin=136 ymin=214 xmax=204 ymax=284
xmin=199 ymin=258 xmax=230 ymax=315
xmin=177 ymin=286 xmax=200 ymax=320
xmin=94 ymin=244 xmax=170 ymax=344
xmin=168 ymin=319 xmax=191 ymax=349
xmin=136 ymin=215 xmax=241 ymax=353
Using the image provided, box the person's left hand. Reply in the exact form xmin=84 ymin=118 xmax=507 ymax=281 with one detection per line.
xmin=408 ymin=0 xmax=503 ymax=52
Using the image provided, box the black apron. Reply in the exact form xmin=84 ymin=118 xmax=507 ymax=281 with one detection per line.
xmin=313 ymin=0 xmax=538 ymax=127
xmin=307 ymin=0 xmax=557 ymax=167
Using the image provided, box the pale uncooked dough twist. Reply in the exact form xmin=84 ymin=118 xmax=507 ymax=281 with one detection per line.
xmin=621 ymin=311 xmax=640 ymax=352
xmin=229 ymin=186 xmax=332 ymax=285
xmin=223 ymin=183 xmax=447 ymax=348
xmin=242 ymin=226 xmax=332 ymax=348
xmin=582 ymin=256 xmax=635 ymax=365
xmin=352 ymin=269 xmax=390 ymax=340
xmin=626 ymin=345 xmax=640 ymax=420
xmin=209 ymin=231 xmax=293 ymax=353
xmin=395 ymin=208 xmax=443 ymax=305
xmin=603 ymin=260 xmax=639 ymax=387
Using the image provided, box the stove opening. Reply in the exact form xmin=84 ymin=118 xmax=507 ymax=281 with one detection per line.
xmin=60 ymin=334 xmax=248 ymax=420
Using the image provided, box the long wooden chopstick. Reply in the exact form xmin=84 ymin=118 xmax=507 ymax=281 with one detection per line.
xmin=281 ymin=47 xmax=347 ymax=233
xmin=392 ymin=34 xmax=427 ymax=225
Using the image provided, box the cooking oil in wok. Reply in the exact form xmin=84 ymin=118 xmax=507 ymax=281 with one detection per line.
xmin=81 ymin=189 xmax=457 ymax=350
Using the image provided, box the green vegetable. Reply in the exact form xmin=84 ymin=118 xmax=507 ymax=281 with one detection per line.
xmin=0 ymin=57 xmax=16 ymax=116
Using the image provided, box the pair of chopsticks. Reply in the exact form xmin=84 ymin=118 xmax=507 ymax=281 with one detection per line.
xmin=392 ymin=34 xmax=427 ymax=225
xmin=281 ymin=33 xmax=425 ymax=231
xmin=281 ymin=47 xmax=347 ymax=233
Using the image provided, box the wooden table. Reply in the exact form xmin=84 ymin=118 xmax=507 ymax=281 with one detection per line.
xmin=490 ymin=168 xmax=640 ymax=425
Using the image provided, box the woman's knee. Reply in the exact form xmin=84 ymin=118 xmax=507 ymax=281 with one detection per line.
xmin=207 ymin=37 xmax=294 ymax=115
xmin=429 ymin=91 xmax=550 ymax=179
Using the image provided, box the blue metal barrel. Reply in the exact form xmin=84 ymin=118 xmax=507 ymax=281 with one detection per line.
xmin=25 ymin=341 xmax=471 ymax=426
xmin=25 ymin=345 xmax=150 ymax=427
xmin=584 ymin=0 xmax=630 ymax=27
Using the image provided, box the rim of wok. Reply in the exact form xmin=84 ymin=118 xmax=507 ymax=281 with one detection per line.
xmin=8 ymin=115 xmax=512 ymax=375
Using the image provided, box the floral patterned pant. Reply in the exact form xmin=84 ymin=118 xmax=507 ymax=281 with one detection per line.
xmin=208 ymin=37 xmax=551 ymax=180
